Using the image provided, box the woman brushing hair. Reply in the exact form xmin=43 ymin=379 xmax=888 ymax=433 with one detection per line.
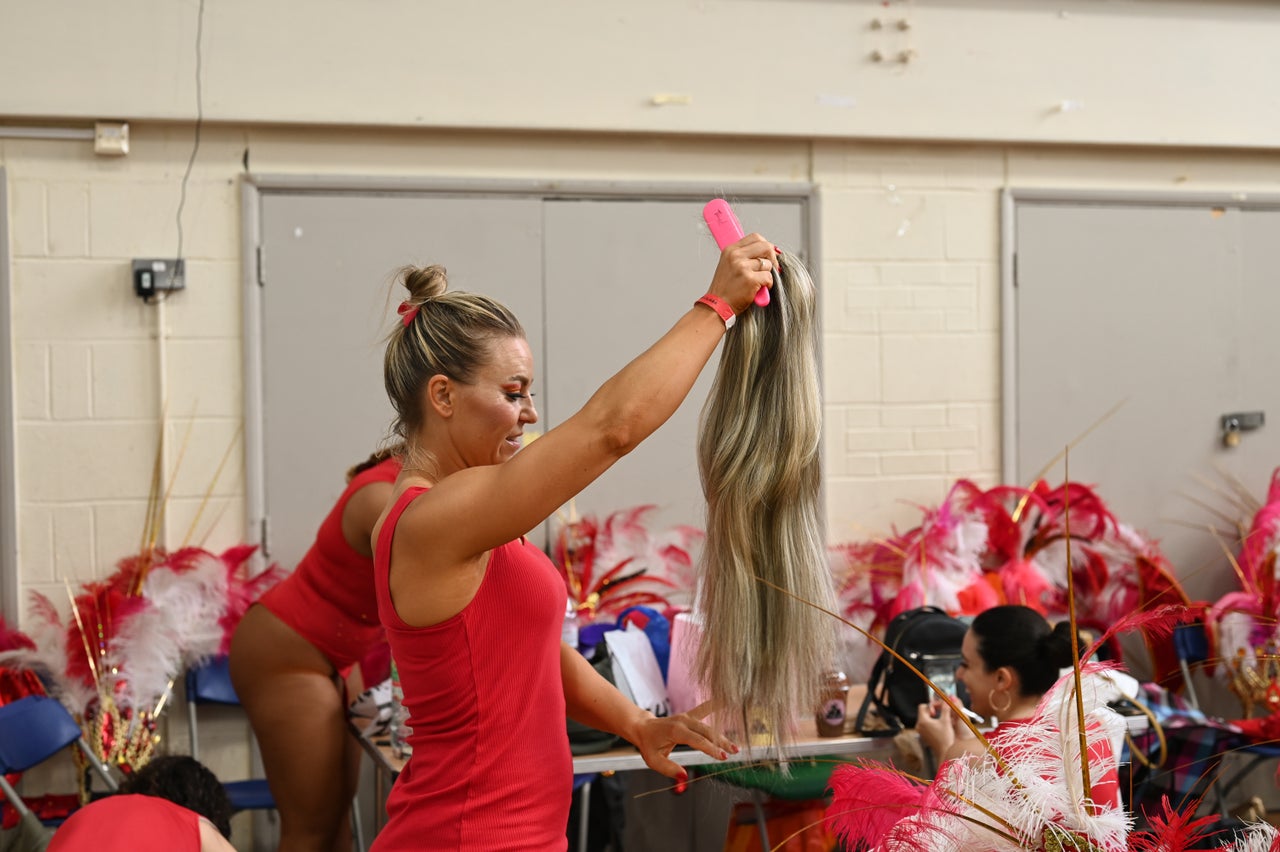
xmin=370 ymin=235 xmax=776 ymax=851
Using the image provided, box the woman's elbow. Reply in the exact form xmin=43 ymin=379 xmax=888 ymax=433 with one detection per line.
xmin=598 ymin=418 xmax=640 ymax=457
xmin=589 ymin=402 xmax=651 ymax=457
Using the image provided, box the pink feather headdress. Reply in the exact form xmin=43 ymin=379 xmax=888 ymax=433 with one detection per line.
xmin=832 ymin=478 xmax=1190 ymax=685
xmin=551 ymin=503 xmax=702 ymax=622
xmin=0 ymin=546 xmax=284 ymax=776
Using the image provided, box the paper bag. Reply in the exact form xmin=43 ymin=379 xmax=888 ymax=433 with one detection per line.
xmin=604 ymin=625 xmax=670 ymax=718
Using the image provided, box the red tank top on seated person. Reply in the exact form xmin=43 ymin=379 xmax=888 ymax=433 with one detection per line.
xmin=47 ymin=795 xmax=202 ymax=852
xmin=257 ymin=457 xmax=401 ymax=670
xmin=370 ymin=486 xmax=572 ymax=852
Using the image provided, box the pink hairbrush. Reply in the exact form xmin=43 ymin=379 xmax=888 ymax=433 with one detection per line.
xmin=702 ymin=199 xmax=773 ymax=307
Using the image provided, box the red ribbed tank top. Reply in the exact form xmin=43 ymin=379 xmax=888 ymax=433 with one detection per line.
xmin=371 ymin=486 xmax=571 ymax=852
xmin=257 ymin=457 xmax=401 ymax=670
xmin=47 ymin=795 xmax=201 ymax=852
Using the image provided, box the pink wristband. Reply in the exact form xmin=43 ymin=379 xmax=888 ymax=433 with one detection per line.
xmin=695 ymin=294 xmax=736 ymax=330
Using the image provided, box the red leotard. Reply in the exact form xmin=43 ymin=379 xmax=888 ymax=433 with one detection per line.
xmin=371 ymin=487 xmax=572 ymax=852
xmin=256 ymin=457 xmax=401 ymax=670
xmin=47 ymin=795 xmax=202 ymax=852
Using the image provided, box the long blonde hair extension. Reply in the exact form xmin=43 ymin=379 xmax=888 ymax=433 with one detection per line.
xmin=695 ymin=250 xmax=834 ymax=745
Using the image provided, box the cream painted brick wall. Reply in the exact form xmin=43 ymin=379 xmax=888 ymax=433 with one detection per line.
xmin=165 ymin=339 xmax=243 ymax=419
xmin=881 ymin=334 xmax=999 ymax=403
xmin=10 ymin=179 xmax=46 ymax=256
xmin=50 ymin=342 xmax=92 ymax=420
xmin=881 ymin=406 xmax=947 ymax=428
xmin=91 ymin=179 xmax=238 ymax=260
xmin=167 ymin=260 xmax=242 ymax=339
xmin=52 ymin=505 xmax=95 ymax=582
xmin=47 ymin=182 xmax=90 ymax=257
xmin=18 ymin=421 xmax=159 ymax=504
xmin=17 ymin=505 xmax=54 ymax=584
xmin=15 ymin=343 xmax=49 ymax=419
xmin=92 ymin=341 xmax=160 ymax=418
xmin=13 ymin=258 xmax=153 ymax=340
xmin=882 ymin=452 xmax=950 ymax=476
xmin=816 ymin=142 xmax=1005 ymax=546
xmin=824 ymin=188 xmax=948 ymax=262
xmin=822 ymin=335 xmax=880 ymax=402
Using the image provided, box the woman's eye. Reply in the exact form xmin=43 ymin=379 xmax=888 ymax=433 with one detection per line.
xmin=506 ymin=392 xmax=535 ymax=402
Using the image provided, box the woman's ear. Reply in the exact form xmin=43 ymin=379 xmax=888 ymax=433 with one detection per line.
xmin=425 ymin=374 xmax=454 ymax=417
xmin=995 ymin=666 xmax=1016 ymax=693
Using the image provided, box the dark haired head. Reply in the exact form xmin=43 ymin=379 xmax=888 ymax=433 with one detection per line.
xmin=970 ymin=605 xmax=1080 ymax=697
xmin=119 ymin=755 xmax=232 ymax=838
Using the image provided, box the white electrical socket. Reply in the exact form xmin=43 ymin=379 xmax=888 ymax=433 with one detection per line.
xmin=94 ymin=122 xmax=129 ymax=156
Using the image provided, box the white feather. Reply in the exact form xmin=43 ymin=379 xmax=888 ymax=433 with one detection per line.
xmin=1224 ymin=821 xmax=1280 ymax=852
xmin=109 ymin=554 xmax=231 ymax=710
xmin=876 ymin=666 xmax=1132 ymax=852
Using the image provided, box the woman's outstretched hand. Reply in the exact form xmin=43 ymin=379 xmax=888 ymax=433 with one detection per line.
xmin=709 ymin=233 xmax=778 ymax=314
xmin=631 ymin=709 xmax=739 ymax=780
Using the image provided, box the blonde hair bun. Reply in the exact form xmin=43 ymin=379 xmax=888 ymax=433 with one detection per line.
xmin=399 ymin=264 xmax=449 ymax=305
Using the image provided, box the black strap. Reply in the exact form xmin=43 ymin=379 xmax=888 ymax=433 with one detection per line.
xmin=854 ymin=653 xmax=901 ymax=737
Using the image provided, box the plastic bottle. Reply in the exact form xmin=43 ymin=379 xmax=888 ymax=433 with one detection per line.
xmin=389 ymin=658 xmax=413 ymax=759
xmin=561 ymin=600 xmax=580 ymax=650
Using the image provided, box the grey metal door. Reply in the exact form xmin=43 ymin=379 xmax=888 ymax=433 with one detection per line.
xmin=1012 ymin=199 xmax=1280 ymax=603
xmin=253 ymin=188 xmax=808 ymax=574
xmin=256 ymin=193 xmax=544 ymax=570
xmin=543 ymin=198 xmax=807 ymax=536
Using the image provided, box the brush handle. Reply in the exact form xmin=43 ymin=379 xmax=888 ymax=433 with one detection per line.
xmin=702 ymin=199 xmax=770 ymax=307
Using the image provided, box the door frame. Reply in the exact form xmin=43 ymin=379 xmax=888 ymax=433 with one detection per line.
xmin=1000 ymin=187 xmax=1280 ymax=484
xmin=240 ymin=175 xmax=818 ymax=568
xmin=1 ymin=168 xmax=16 ymax=623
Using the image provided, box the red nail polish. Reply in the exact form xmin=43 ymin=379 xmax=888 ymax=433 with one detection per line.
xmin=774 ymin=245 xmax=782 ymax=254
xmin=674 ymin=771 xmax=688 ymax=794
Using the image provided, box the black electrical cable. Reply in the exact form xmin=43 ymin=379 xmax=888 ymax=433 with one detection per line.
xmin=174 ymin=0 xmax=206 ymax=269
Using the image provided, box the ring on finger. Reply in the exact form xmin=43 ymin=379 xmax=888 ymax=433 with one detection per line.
xmin=758 ymin=257 xmax=769 ymax=271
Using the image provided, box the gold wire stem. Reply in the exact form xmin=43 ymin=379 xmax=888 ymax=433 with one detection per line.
xmin=1211 ymin=461 xmax=1264 ymax=516
xmin=64 ymin=581 xmax=101 ymax=689
xmin=139 ymin=402 xmax=169 ymax=556
xmin=1013 ymin=399 xmax=1127 ymax=523
xmin=1190 ymin=471 xmax=1256 ymax=517
xmin=183 ymin=425 xmax=242 ymax=547
xmin=148 ymin=414 xmax=196 ymax=553
xmin=1062 ymin=453 xmax=1093 ymax=804
xmin=1208 ymin=524 xmax=1253 ymax=593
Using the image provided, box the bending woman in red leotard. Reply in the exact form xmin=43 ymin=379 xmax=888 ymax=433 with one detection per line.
xmin=229 ymin=450 xmax=400 ymax=852
xmin=369 ymin=237 xmax=776 ymax=852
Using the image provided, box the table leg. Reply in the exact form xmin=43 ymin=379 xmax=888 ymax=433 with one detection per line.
xmin=577 ymin=779 xmax=592 ymax=851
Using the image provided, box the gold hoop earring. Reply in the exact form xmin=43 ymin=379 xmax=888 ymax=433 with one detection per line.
xmin=989 ymin=689 xmax=1012 ymax=714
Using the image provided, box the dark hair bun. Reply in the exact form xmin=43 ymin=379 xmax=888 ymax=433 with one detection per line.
xmin=1041 ymin=621 xmax=1079 ymax=670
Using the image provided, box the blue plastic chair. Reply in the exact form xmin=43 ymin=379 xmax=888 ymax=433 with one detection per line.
xmin=185 ymin=656 xmax=276 ymax=814
xmin=1173 ymin=622 xmax=1280 ymax=816
xmin=185 ymin=656 xmax=367 ymax=851
xmin=0 ymin=695 xmax=118 ymax=824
